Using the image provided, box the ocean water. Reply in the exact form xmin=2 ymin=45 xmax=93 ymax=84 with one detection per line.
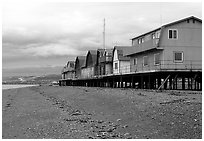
xmin=2 ymin=84 xmax=38 ymax=90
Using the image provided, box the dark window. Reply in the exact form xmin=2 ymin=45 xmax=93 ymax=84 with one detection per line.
xmin=187 ymin=19 xmax=189 ymax=23
xmin=173 ymin=30 xmax=177 ymax=39
xmin=169 ymin=30 xmax=172 ymax=38
xmin=143 ymin=56 xmax=148 ymax=66
xmin=133 ymin=58 xmax=137 ymax=65
xmin=154 ymin=53 xmax=160 ymax=65
xmin=115 ymin=62 xmax=118 ymax=69
xmin=193 ymin=19 xmax=195 ymax=23
xmin=174 ymin=52 xmax=183 ymax=62
xmin=169 ymin=29 xmax=178 ymax=39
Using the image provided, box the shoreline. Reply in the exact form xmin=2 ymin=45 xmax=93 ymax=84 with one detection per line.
xmin=2 ymin=84 xmax=39 ymax=90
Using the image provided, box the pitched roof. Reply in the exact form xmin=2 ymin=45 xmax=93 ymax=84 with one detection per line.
xmin=66 ymin=61 xmax=75 ymax=67
xmin=89 ymin=50 xmax=97 ymax=55
xmin=88 ymin=50 xmax=98 ymax=66
xmin=131 ymin=16 xmax=202 ymax=40
xmin=75 ymin=56 xmax=86 ymax=68
xmin=113 ymin=46 xmax=131 ymax=61
xmin=81 ymin=50 xmax=98 ymax=68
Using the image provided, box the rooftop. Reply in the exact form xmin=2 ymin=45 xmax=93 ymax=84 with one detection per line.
xmin=131 ymin=16 xmax=202 ymax=40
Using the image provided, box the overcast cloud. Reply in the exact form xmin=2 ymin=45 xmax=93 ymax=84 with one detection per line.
xmin=2 ymin=1 xmax=202 ymax=71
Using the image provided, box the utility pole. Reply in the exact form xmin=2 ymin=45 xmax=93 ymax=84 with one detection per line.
xmin=103 ymin=18 xmax=106 ymax=75
xmin=103 ymin=18 xmax=106 ymax=50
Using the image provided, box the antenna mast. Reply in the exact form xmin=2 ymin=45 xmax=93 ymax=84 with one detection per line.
xmin=103 ymin=18 xmax=106 ymax=50
xmin=103 ymin=18 xmax=106 ymax=75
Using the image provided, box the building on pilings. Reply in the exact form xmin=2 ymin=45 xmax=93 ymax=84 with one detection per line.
xmin=113 ymin=46 xmax=132 ymax=75
xmin=123 ymin=16 xmax=202 ymax=90
xmin=81 ymin=50 xmax=98 ymax=79
xmin=59 ymin=16 xmax=202 ymax=90
xmin=75 ymin=56 xmax=86 ymax=79
xmin=61 ymin=61 xmax=75 ymax=86
xmin=97 ymin=48 xmax=113 ymax=76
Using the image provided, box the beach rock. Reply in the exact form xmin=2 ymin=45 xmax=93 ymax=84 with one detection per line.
xmin=97 ymin=120 xmax=104 ymax=124
xmin=71 ymin=111 xmax=82 ymax=116
xmin=122 ymin=125 xmax=128 ymax=128
xmin=88 ymin=136 xmax=94 ymax=139
xmin=107 ymin=128 xmax=113 ymax=132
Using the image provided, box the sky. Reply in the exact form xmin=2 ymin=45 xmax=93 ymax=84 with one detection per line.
xmin=2 ymin=0 xmax=202 ymax=76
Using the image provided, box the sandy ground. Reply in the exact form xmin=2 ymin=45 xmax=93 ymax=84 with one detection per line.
xmin=2 ymin=86 xmax=202 ymax=139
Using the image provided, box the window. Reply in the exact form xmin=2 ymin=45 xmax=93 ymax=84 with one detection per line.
xmin=138 ymin=39 xmax=141 ymax=44
xmin=133 ymin=58 xmax=137 ymax=65
xmin=115 ymin=62 xmax=118 ymax=69
xmin=141 ymin=37 xmax=144 ymax=43
xmin=168 ymin=29 xmax=178 ymax=39
xmin=100 ymin=52 xmax=103 ymax=57
xmin=154 ymin=53 xmax=160 ymax=65
xmin=103 ymin=51 xmax=106 ymax=56
xmin=155 ymin=31 xmax=161 ymax=38
xmin=143 ymin=56 xmax=148 ymax=66
xmin=174 ymin=52 xmax=183 ymax=62
xmin=152 ymin=33 xmax=156 ymax=39
xmin=138 ymin=37 xmax=144 ymax=44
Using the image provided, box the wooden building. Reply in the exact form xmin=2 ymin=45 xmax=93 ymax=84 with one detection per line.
xmin=75 ymin=56 xmax=86 ymax=79
xmin=61 ymin=61 xmax=75 ymax=79
xmin=81 ymin=50 xmax=97 ymax=79
xmin=113 ymin=46 xmax=131 ymax=75
xmin=97 ymin=49 xmax=113 ymax=76
xmin=124 ymin=16 xmax=202 ymax=90
xmin=61 ymin=61 xmax=75 ymax=86
xmin=59 ymin=16 xmax=202 ymax=90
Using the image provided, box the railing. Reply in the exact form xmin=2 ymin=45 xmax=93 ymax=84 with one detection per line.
xmin=129 ymin=60 xmax=202 ymax=74
xmin=107 ymin=60 xmax=201 ymax=76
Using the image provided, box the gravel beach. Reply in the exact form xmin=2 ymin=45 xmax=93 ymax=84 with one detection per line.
xmin=2 ymin=86 xmax=202 ymax=139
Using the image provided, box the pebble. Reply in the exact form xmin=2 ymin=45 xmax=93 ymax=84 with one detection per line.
xmin=98 ymin=120 xmax=104 ymax=124
xmin=71 ymin=112 xmax=82 ymax=116
xmin=122 ymin=125 xmax=128 ymax=128
xmin=88 ymin=136 xmax=94 ymax=139
xmin=124 ymin=133 xmax=130 ymax=136
xmin=107 ymin=128 xmax=113 ymax=132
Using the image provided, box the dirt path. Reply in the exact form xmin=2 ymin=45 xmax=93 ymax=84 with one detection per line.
xmin=2 ymin=86 xmax=202 ymax=139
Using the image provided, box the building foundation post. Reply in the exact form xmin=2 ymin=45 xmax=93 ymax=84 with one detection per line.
xmin=182 ymin=77 xmax=185 ymax=90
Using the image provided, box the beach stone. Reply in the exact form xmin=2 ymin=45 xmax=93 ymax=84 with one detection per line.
xmin=72 ymin=112 xmax=82 ymax=116
xmin=107 ymin=128 xmax=113 ymax=132
xmin=88 ymin=136 xmax=94 ymax=139
xmin=122 ymin=125 xmax=128 ymax=128
xmin=98 ymin=120 xmax=104 ymax=124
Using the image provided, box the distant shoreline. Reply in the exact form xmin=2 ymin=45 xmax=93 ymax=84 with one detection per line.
xmin=2 ymin=84 xmax=39 ymax=90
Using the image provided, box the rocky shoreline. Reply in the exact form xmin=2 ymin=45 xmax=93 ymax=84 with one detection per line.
xmin=2 ymin=86 xmax=202 ymax=139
